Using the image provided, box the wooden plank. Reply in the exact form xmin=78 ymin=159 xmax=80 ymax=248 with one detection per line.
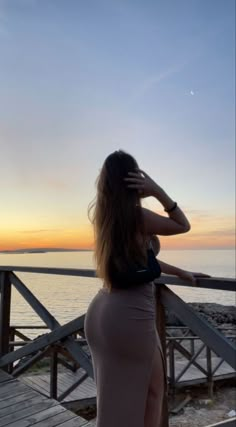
xmin=0 ymin=400 xmax=58 ymax=426
xmin=0 ymin=370 xmax=11 ymax=384
xmin=83 ymin=420 xmax=97 ymax=427
xmin=159 ymin=285 xmax=236 ymax=369
xmin=0 ymin=370 xmax=87 ymax=427
xmin=0 ymin=393 xmax=48 ymax=417
xmin=10 ymin=273 xmax=59 ymax=330
xmin=58 ymin=372 xmax=88 ymax=402
xmin=50 ymin=349 xmax=58 ymax=399
xmin=0 ymin=391 xmax=37 ymax=410
xmin=57 ymin=417 xmax=90 ymax=426
xmin=1 ymin=266 xmax=96 ymax=278
xmin=8 ymin=405 xmax=68 ymax=427
xmin=154 ymin=276 xmax=236 ymax=291
xmin=0 ymin=272 xmax=11 ymax=361
xmin=205 ymin=418 xmax=236 ymax=427
xmin=0 ymin=381 xmax=27 ymax=399
xmin=27 ymin=410 xmax=76 ymax=427
xmin=22 ymin=377 xmax=49 ymax=397
xmin=13 ymin=348 xmax=50 ymax=377
xmin=0 ymin=315 xmax=84 ymax=367
xmin=22 ymin=372 xmax=97 ymax=403
xmin=0 ymin=266 xmax=235 ymax=290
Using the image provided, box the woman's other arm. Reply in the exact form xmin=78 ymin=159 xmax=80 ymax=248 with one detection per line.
xmin=158 ymin=260 xmax=211 ymax=285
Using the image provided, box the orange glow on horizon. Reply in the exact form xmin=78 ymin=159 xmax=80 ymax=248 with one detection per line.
xmin=0 ymin=212 xmax=235 ymax=252
xmin=0 ymin=230 xmax=235 ymax=252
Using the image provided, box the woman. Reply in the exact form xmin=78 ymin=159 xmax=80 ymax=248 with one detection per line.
xmin=85 ymin=150 xmax=206 ymax=427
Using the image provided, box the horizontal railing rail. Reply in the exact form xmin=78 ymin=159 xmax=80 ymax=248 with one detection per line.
xmin=0 ymin=265 xmax=235 ymax=290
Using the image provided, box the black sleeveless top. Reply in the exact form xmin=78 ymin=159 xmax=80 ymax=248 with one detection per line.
xmin=110 ymin=247 xmax=162 ymax=289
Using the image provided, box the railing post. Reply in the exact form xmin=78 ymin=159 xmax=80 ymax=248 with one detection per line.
xmin=0 ymin=272 xmax=12 ymax=370
xmin=169 ymin=340 xmax=175 ymax=394
xmin=50 ymin=346 xmax=58 ymax=399
xmin=9 ymin=327 xmax=15 ymax=374
xmin=207 ymin=347 xmax=214 ymax=398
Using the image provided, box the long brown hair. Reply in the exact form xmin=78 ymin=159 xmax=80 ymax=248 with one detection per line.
xmin=88 ymin=150 xmax=147 ymax=291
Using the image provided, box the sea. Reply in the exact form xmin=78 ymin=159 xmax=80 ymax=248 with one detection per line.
xmin=0 ymin=250 xmax=235 ymax=338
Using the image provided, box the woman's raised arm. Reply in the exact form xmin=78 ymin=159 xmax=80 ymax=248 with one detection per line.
xmin=125 ymin=169 xmax=191 ymax=236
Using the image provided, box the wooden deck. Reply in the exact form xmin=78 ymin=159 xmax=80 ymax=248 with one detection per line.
xmin=21 ymin=355 xmax=235 ymax=406
xmin=0 ymin=370 xmax=96 ymax=427
xmin=170 ymin=355 xmax=236 ymax=387
xmin=22 ymin=368 xmax=96 ymax=409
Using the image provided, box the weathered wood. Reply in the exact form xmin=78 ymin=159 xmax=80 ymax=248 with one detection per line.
xmin=57 ymin=418 xmax=92 ymax=427
xmin=9 ymin=406 xmax=68 ymax=427
xmin=159 ymin=285 xmax=236 ymax=370
xmin=174 ymin=341 xmax=208 ymax=380
xmin=58 ymin=372 xmax=88 ymax=402
xmin=170 ymin=394 xmax=192 ymax=414
xmin=0 ymin=380 xmax=27 ymax=399
xmin=0 ymin=401 xmax=65 ymax=426
xmin=23 ymin=410 xmax=76 ymax=427
xmin=0 ymin=391 xmax=37 ymax=410
xmin=0 ymin=393 xmax=48 ymax=417
xmin=205 ymin=418 xmax=236 ymax=427
xmin=50 ymin=348 xmax=58 ymax=399
xmin=0 ymin=266 xmax=235 ymax=290
xmin=13 ymin=348 xmax=50 ymax=377
xmin=10 ymin=273 xmax=58 ymax=330
xmin=82 ymin=421 xmax=96 ymax=427
xmin=0 ymin=369 xmax=88 ymax=427
xmin=1 ymin=266 xmax=96 ymax=278
xmin=206 ymin=347 xmax=213 ymax=398
xmin=11 ymin=325 xmax=48 ymax=329
xmin=0 ymin=315 xmax=88 ymax=370
xmin=0 ymin=272 xmax=11 ymax=365
xmin=0 ymin=370 xmax=11 ymax=384
xmin=13 ymin=329 xmax=32 ymax=341
xmin=23 ymin=370 xmax=97 ymax=404
xmin=212 ymin=357 xmax=224 ymax=376
xmin=9 ymin=273 xmax=93 ymax=378
xmin=168 ymin=340 xmax=175 ymax=389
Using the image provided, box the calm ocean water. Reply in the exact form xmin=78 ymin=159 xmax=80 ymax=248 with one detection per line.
xmin=0 ymin=250 xmax=235 ymax=338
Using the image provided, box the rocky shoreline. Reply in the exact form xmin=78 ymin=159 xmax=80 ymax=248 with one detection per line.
xmin=166 ymin=302 xmax=236 ymax=329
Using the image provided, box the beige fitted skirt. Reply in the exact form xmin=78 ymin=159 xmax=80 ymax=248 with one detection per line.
xmin=84 ymin=282 xmax=168 ymax=427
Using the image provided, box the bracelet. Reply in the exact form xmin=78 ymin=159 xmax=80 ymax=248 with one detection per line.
xmin=164 ymin=202 xmax=177 ymax=213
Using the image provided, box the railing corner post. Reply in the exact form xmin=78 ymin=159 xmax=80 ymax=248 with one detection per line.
xmin=0 ymin=271 xmax=12 ymax=369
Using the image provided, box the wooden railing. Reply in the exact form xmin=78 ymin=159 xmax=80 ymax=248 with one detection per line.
xmin=0 ymin=266 xmax=235 ymax=427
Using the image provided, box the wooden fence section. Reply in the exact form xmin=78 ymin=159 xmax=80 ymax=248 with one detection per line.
xmin=0 ymin=266 xmax=235 ymax=427
xmin=7 ymin=324 xmax=236 ymax=402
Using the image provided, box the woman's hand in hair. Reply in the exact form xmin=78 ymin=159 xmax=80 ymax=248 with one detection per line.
xmin=124 ymin=169 xmax=160 ymax=198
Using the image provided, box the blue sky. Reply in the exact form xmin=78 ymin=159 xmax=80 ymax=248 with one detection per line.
xmin=0 ymin=0 xmax=235 ymax=250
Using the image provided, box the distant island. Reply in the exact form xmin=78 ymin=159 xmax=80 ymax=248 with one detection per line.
xmin=0 ymin=248 xmax=92 ymax=254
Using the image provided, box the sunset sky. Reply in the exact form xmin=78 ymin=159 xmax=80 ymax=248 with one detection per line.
xmin=0 ymin=0 xmax=235 ymax=251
